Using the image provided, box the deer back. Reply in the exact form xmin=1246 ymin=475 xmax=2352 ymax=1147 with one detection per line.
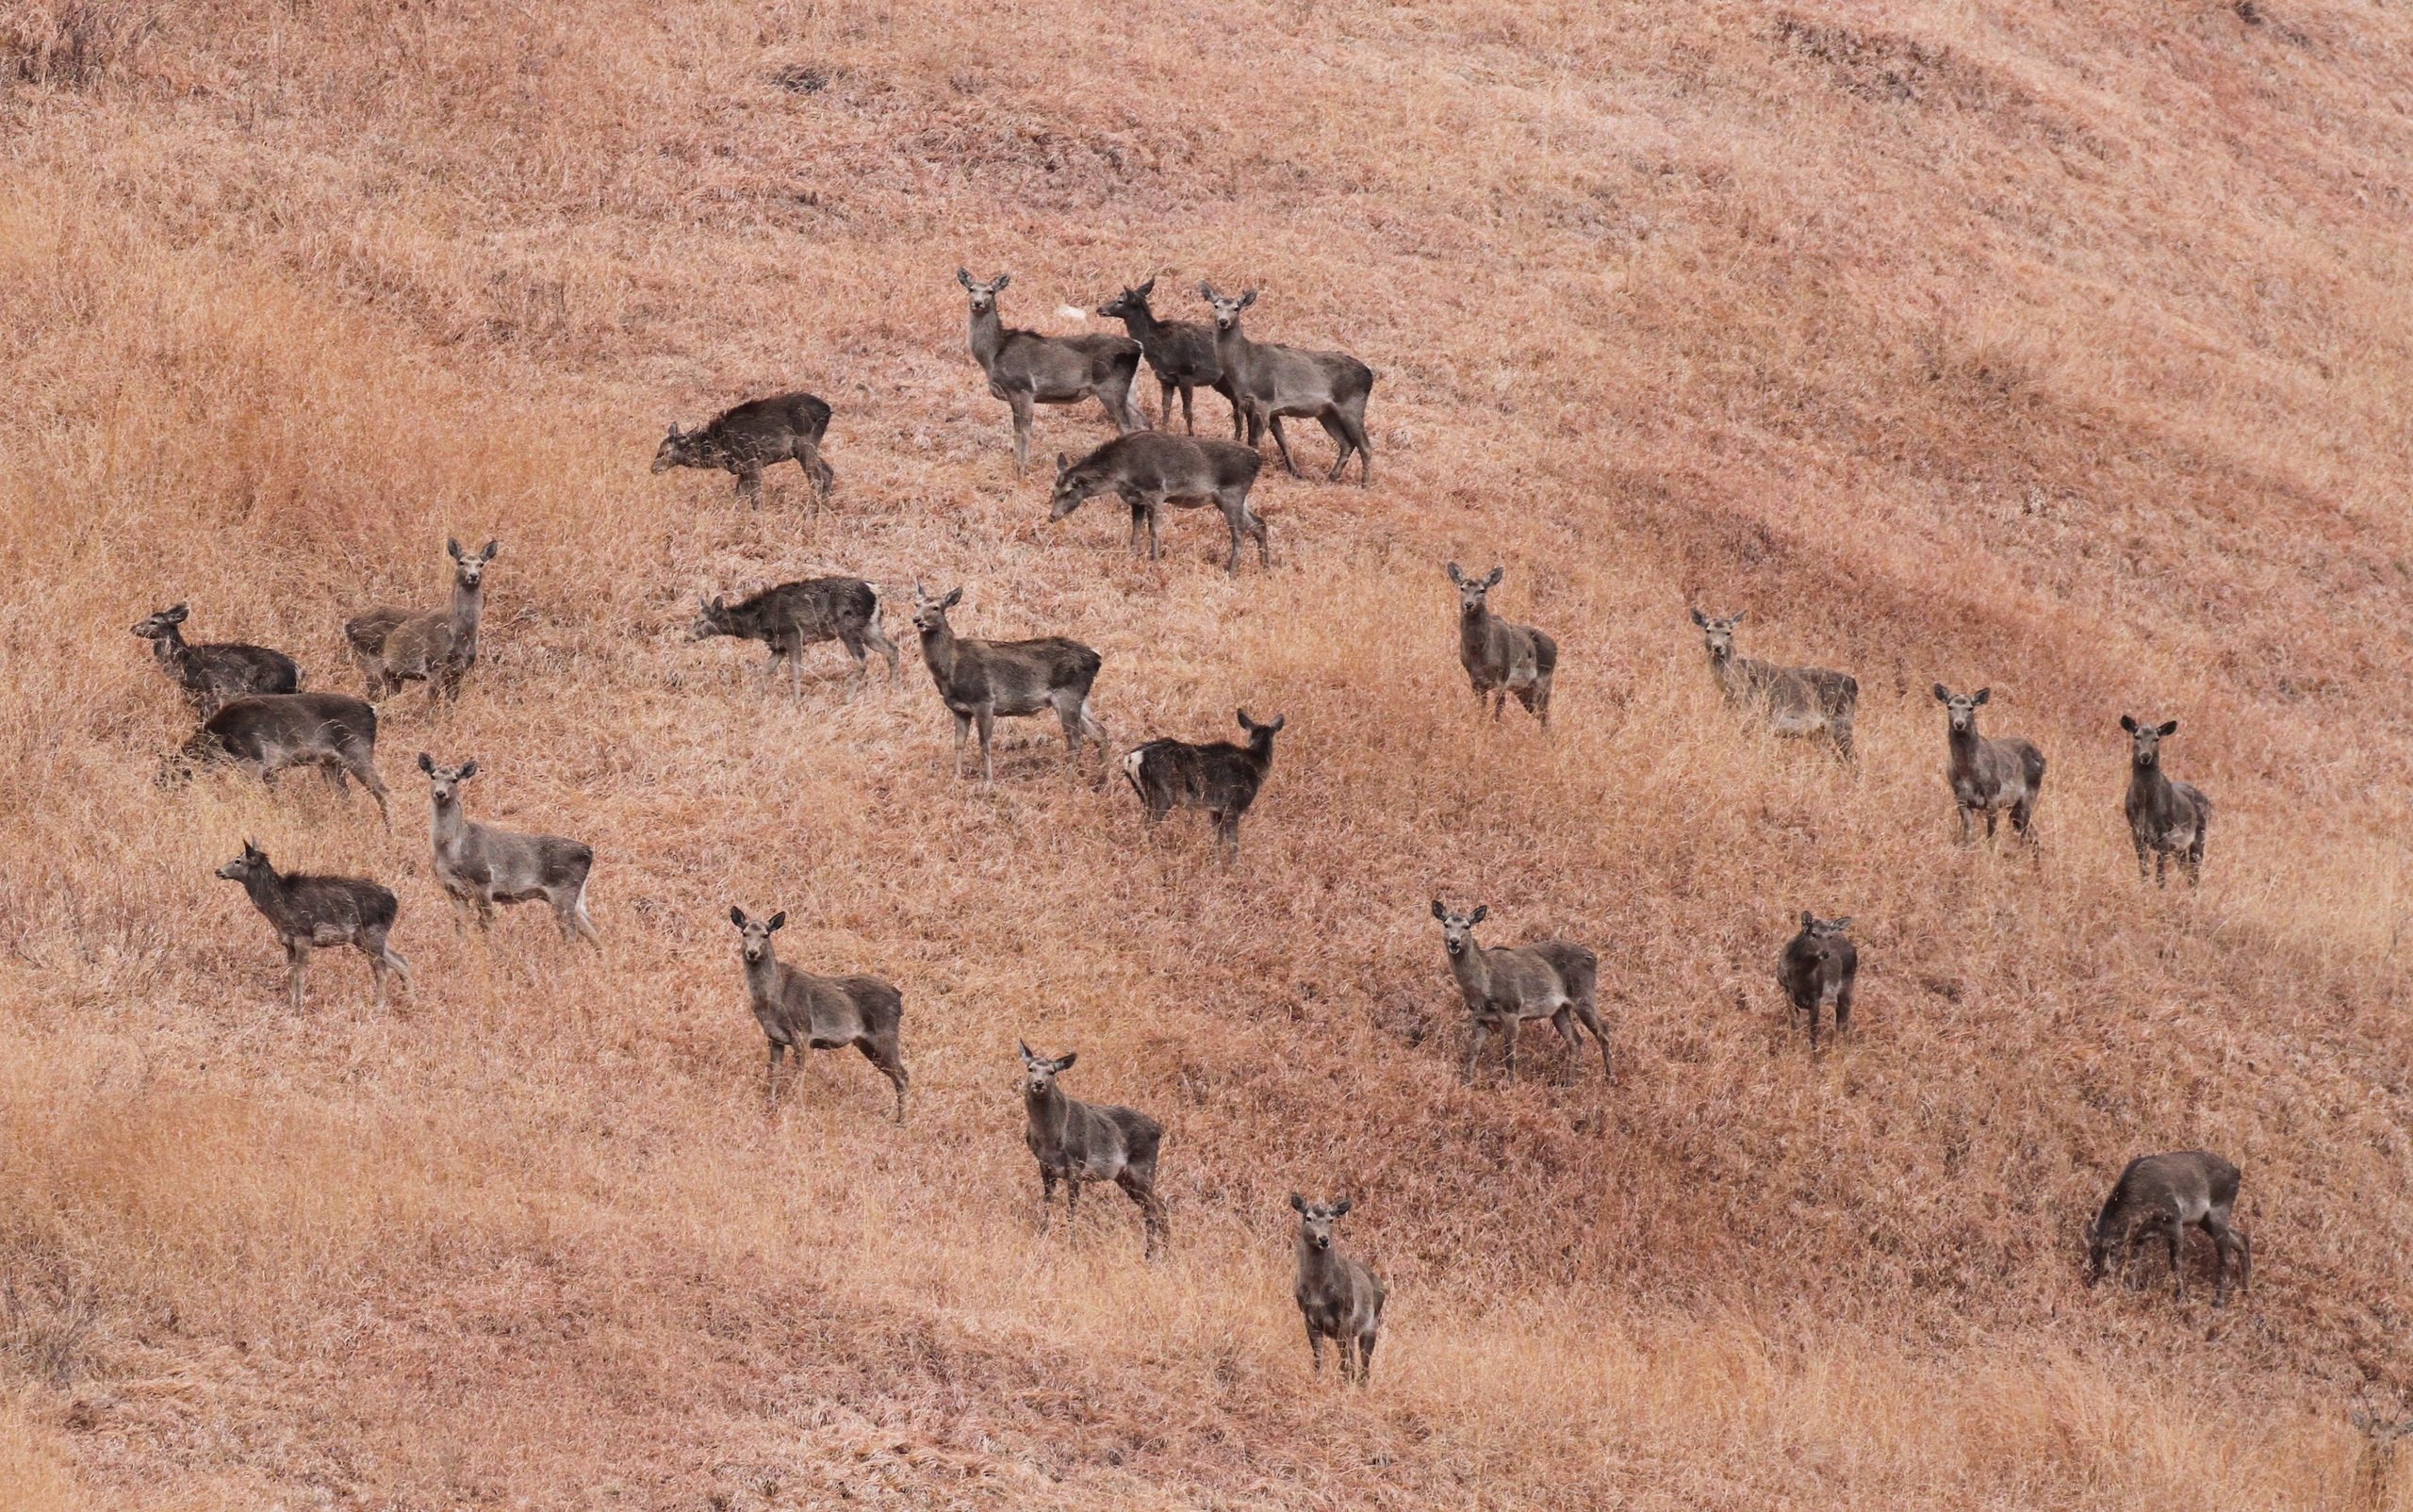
xmin=201 ymin=693 xmax=376 ymax=766
xmin=251 ymin=870 xmax=398 ymax=945
xmin=949 ymin=636 xmax=1100 ymax=713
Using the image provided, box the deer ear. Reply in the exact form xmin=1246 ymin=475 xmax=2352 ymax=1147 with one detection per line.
xmin=1267 ymin=714 xmax=1285 ymax=733
xmin=1446 ymin=562 xmax=1465 ymax=585
xmin=1056 ymin=452 xmax=1071 ymax=474
xmin=766 ymin=911 xmax=787 ymax=931
xmin=1730 ymin=610 xmax=1746 ymax=624
xmin=2119 ymin=715 xmax=2138 ymax=732
xmin=1136 ymin=277 xmax=1155 ymax=298
xmin=1431 ymin=899 xmax=1447 ymax=920
xmin=940 ymin=588 xmax=962 ymax=610
xmin=1239 ymin=288 xmax=1256 ymax=310
xmin=993 ymin=272 xmax=1010 ymax=290
xmin=1017 ymin=1039 xmax=1035 ymax=1062
xmin=167 ymin=603 xmax=189 ymax=622
xmin=1931 ymin=683 xmax=1949 ymax=702
xmin=1801 ymin=911 xmax=1816 ymax=928
xmin=1236 ymin=708 xmax=1252 ymax=730
xmin=2159 ymin=719 xmax=2178 ymax=735
xmin=418 ymin=752 xmax=435 ymax=774
xmin=447 ymin=537 xmax=463 ymax=560
xmin=1689 ymin=607 xmax=1708 ymax=628
xmin=957 ymin=268 xmax=974 ymax=289
xmin=1198 ymin=281 xmax=1217 ymax=302
xmin=480 ymin=540 xmax=499 ymax=560
xmin=1833 ymin=916 xmax=1853 ymax=930
xmin=1054 ymin=1052 xmax=1076 ymax=1072
xmin=457 ymin=760 xmax=478 ymax=780
xmin=730 ymin=906 xmax=747 ymax=929
xmin=1289 ymin=1192 xmax=1307 ymax=1214
xmin=1331 ymin=1197 xmax=1352 ymax=1217
xmin=1484 ymin=567 xmax=1503 ymax=589
xmin=1974 ymin=688 xmax=1990 ymax=705
xmin=1469 ymin=904 xmax=1488 ymax=924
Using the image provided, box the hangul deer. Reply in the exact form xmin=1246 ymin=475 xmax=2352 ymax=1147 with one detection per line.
xmin=690 ymin=578 xmax=900 ymax=699
xmin=1096 ymin=279 xmax=1238 ymax=437
xmin=168 ymin=691 xmax=392 ymax=828
xmin=1777 ymin=912 xmax=1858 ymax=1050
xmin=1197 ymin=285 xmax=1374 ymax=485
xmin=1290 ymin=1194 xmax=1385 ymax=1385
xmin=2085 ymin=1151 xmax=2250 ymax=1307
xmin=651 ymin=392 xmax=834 ymax=507
xmin=1017 ymin=1042 xmax=1167 ymax=1259
xmin=131 ymin=603 xmax=301 ymax=715
xmin=730 ymin=907 xmax=911 ymax=1121
xmin=1448 ymin=564 xmax=1555 ymax=726
xmin=215 ymin=841 xmax=412 ymax=1012
xmin=417 ymin=755 xmax=599 ymax=947
xmin=1048 ymin=433 xmax=1268 ymax=573
xmin=1430 ymin=901 xmax=1609 ymax=1085
xmin=345 ymin=539 xmax=497 ymax=703
xmin=959 ymin=270 xmax=1144 ymax=474
xmin=2120 ymin=715 xmax=2209 ymax=886
xmin=1690 ymin=609 xmax=1858 ymax=764
xmin=1933 ymin=685 xmax=2045 ymax=852
xmin=1122 ymin=710 xmax=1283 ymax=860
xmin=910 ymin=584 xmax=1105 ymax=784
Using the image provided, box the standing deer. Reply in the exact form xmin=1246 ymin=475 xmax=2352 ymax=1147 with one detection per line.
xmin=1430 ymin=901 xmax=1610 ymax=1085
xmin=1689 ymin=610 xmax=1858 ymax=764
xmin=910 ymin=584 xmax=1105 ymax=785
xmin=1122 ymin=710 xmax=1284 ymax=860
xmin=1933 ymin=685 xmax=2045 ymax=851
xmin=168 ymin=692 xmax=392 ymax=828
xmin=1049 ymin=434 xmax=1268 ymax=573
xmin=651 ymin=392 xmax=834 ymax=507
xmin=1290 ymin=1193 xmax=1385 ymax=1385
xmin=1776 ymin=912 xmax=1858 ymax=1050
xmin=2120 ymin=715 xmax=2209 ymax=886
xmin=1096 ymin=279 xmax=1238 ymax=436
xmin=2085 ymin=1150 xmax=2250 ymax=1307
xmin=417 ymin=755 xmax=599 ymax=947
xmin=1448 ymin=564 xmax=1556 ymax=726
xmin=131 ymin=604 xmax=301 ymax=715
xmin=689 ymin=578 xmax=900 ymax=699
xmin=729 ymin=907 xmax=910 ymax=1121
xmin=345 ymin=539 xmax=497 ymax=703
xmin=958 ymin=269 xmax=1144 ymax=474
xmin=1197 ymin=285 xmax=1374 ymax=485
xmin=215 ymin=841 xmax=411 ymax=1012
xmin=1017 ymin=1042 xmax=1167 ymax=1260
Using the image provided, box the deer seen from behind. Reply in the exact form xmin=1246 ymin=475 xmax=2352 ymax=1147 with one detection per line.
xmin=1290 ymin=1193 xmax=1385 ymax=1386
xmin=2120 ymin=715 xmax=2209 ymax=886
xmin=1776 ymin=912 xmax=1858 ymax=1051
xmin=1122 ymin=709 xmax=1284 ymax=861
xmin=651 ymin=392 xmax=834 ymax=507
xmin=132 ymin=603 xmax=301 ymax=715
xmin=1690 ymin=609 xmax=1858 ymax=764
xmin=215 ymin=841 xmax=411 ymax=1013
xmin=1430 ymin=901 xmax=1610 ymax=1085
xmin=1448 ymin=564 xmax=1556 ymax=727
xmin=1017 ymin=1042 xmax=1168 ymax=1260
xmin=1048 ymin=434 xmax=1268 ymax=573
xmin=2085 ymin=1150 xmax=2250 ymax=1307
xmin=689 ymin=578 xmax=900 ymax=699
xmin=1198 ymin=284 xmax=1375 ymax=485
xmin=1096 ymin=278 xmax=1238 ymax=437
xmin=729 ymin=907 xmax=911 ymax=1121
xmin=1933 ymin=685 xmax=2045 ymax=853
xmin=345 ymin=538 xmax=498 ymax=703
xmin=168 ymin=691 xmax=392 ymax=828
xmin=959 ymin=270 xmax=1144 ymax=475
xmin=417 ymin=755 xmax=599 ymax=947
xmin=910 ymin=584 xmax=1105 ymax=785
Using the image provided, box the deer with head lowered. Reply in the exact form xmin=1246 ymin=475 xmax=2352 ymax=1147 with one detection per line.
xmin=1096 ymin=278 xmax=1239 ymax=437
xmin=1017 ymin=1042 xmax=1167 ymax=1259
xmin=1197 ymin=284 xmax=1374 ymax=485
xmin=1933 ymin=685 xmax=2045 ymax=853
xmin=652 ymin=391 xmax=834 ymax=507
xmin=345 ymin=538 xmax=498 ymax=703
xmin=1123 ymin=710 xmax=1283 ymax=861
xmin=167 ymin=691 xmax=392 ymax=828
xmin=911 ymin=584 xmax=1105 ymax=784
xmin=958 ymin=269 xmax=1144 ymax=475
xmin=1776 ymin=912 xmax=1858 ymax=1051
xmin=690 ymin=577 xmax=900 ymax=699
xmin=2085 ymin=1150 xmax=2249 ymax=1307
xmin=417 ymin=755 xmax=599 ymax=947
xmin=2120 ymin=715 xmax=2209 ymax=886
xmin=132 ymin=603 xmax=301 ymax=715
xmin=1690 ymin=609 xmax=1858 ymax=764
xmin=1290 ymin=1193 xmax=1385 ymax=1386
xmin=1430 ymin=901 xmax=1609 ymax=1085
xmin=1448 ymin=564 xmax=1556 ymax=726
xmin=1049 ymin=433 xmax=1268 ymax=573
xmin=215 ymin=841 xmax=411 ymax=1013
xmin=729 ymin=907 xmax=910 ymax=1121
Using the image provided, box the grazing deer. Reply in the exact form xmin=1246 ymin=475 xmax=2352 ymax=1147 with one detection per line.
xmin=1049 ymin=434 xmax=1268 ymax=573
xmin=1430 ymin=901 xmax=1610 ymax=1085
xmin=169 ymin=692 xmax=392 ymax=828
xmin=131 ymin=604 xmax=301 ymax=715
xmin=651 ymin=392 xmax=834 ymax=507
xmin=958 ymin=270 xmax=1144 ymax=474
xmin=1776 ymin=912 xmax=1858 ymax=1050
xmin=1197 ymin=285 xmax=1375 ymax=485
xmin=417 ymin=755 xmax=599 ymax=947
xmin=1017 ymin=1042 xmax=1167 ymax=1260
xmin=2120 ymin=715 xmax=2209 ymax=886
xmin=1447 ymin=564 xmax=1556 ymax=727
xmin=1122 ymin=710 xmax=1284 ymax=860
xmin=910 ymin=584 xmax=1105 ymax=785
xmin=1290 ymin=1193 xmax=1385 ymax=1385
xmin=729 ymin=907 xmax=910 ymax=1121
xmin=690 ymin=578 xmax=900 ymax=699
xmin=1689 ymin=610 xmax=1858 ymax=764
xmin=215 ymin=841 xmax=411 ymax=1012
xmin=345 ymin=539 xmax=497 ymax=703
xmin=1933 ymin=685 xmax=2045 ymax=852
xmin=1096 ymin=279 xmax=1238 ymax=437
xmin=2085 ymin=1150 xmax=2250 ymax=1307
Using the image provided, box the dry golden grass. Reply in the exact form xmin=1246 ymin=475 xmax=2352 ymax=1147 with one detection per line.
xmin=4 ymin=0 xmax=2413 ymax=1505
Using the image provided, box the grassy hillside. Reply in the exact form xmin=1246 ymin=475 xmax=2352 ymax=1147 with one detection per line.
xmin=3 ymin=1 xmax=2410 ymax=1505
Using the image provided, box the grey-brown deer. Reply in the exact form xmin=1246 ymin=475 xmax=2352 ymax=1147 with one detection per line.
xmin=345 ymin=538 xmax=497 ymax=703
xmin=1933 ymin=685 xmax=2045 ymax=853
xmin=1690 ymin=610 xmax=1857 ymax=764
xmin=730 ymin=907 xmax=910 ymax=1121
xmin=1448 ymin=564 xmax=1556 ymax=726
xmin=1018 ymin=1042 xmax=1167 ymax=1260
xmin=1431 ymin=901 xmax=1609 ymax=1085
xmin=1776 ymin=912 xmax=1858 ymax=1050
xmin=168 ymin=691 xmax=392 ymax=828
xmin=911 ymin=584 xmax=1105 ymax=784
xmin=1290 ymin=1193 xmax=1385 ymax=1386
xmin=651 ymin=392 xmax=834 ymax=507
xmin=216 ymin=841 xmax=411 ymax=1013
xmin=690 ymin=578 xmax=900 ymax=699
xmin=1198 ymin=285 xmax=1374 ymax=485
xmin=959 ymin=270 xmax=1144 ymax=475
xmin=1122 ymin=710 xmax=1283 ymax=861
xmin=2120 ymin=715 xmax=2209 ymax=886
xmin=418 ymin=755 xmax=599 ymax=947
xmin=1048 ymin=433 xmax=1268 ymax=573
xmin=132 ymin=603 xmax=301 ymax=715
xmin=1096 ymin=279 xmax=1239 ymax=437
xmin=2085 ymin=1150 xmax=2249 ymax=1307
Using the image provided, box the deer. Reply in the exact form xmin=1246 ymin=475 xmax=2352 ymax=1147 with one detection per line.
xmin=1933 ymin=685 xmax=2045 ymax=853
xmin=1689 ymin=610 xmax=1858 ymax=764
xmin=417 ymin=755 xmax=599 ymax=947
xmin=167 ymin=692 xmax=392 ymax=828
xmin=729 ymin=907 xmax=910 ymax=1121
xmin=2120 ymin=715 xmax=2210 ymax=886
xmin=344 ymin=539 xmax=497 ymax=703
xmin=689 ymin=578 xmax=900 ymax=699
xmin=131 ymin=603 xmax=301 ymax=715
xmin=1430 ymin=901 xmax=1610 ymax=1085
xmin=1048 ymin=434 xmax=1268 ymax=574
xmin=1197 ymin=285 xmax=1375 ymax=485
xmin=2085 ymin=1150 xmax=2250 ymax=1307
xmin=1122 ymin=710 xmax=1284 ymax=860
xmin=1776 ymin=912 xmax=1858 ymax=1050
xmin=1447 ymin=564 xmax=1556 ymax=727
xmin=1289 ymin=1193 xmax=1385 ymax=1386
xmin=1017 ymin=1042 xmax=1167 ymax=1260
xmin=1096 ymin=278 xmax=1238 ymax=437
xmin=910 ymin=584 xmax=1105 ymax=785
xmin=651 ymin=392 xmax=834 ymax=507
xmin=958 ymin=269 xmax=1144 ymax=475
xmin=215 ymin=841 xmax=412 ymax=1013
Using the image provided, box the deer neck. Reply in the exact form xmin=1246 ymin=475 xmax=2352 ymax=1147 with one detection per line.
xmin=1295 ymin=1235 xmax=1342 ymax=1285
xmin=2127 ymin=755 xmax=2171 ymax=810
xmin=918 ymin=618 xmax=959 ymax=683
xmin=1024 ymin=1084 xmax=1069 ymax=1148
xmin=1459 ymin=606 xmax=1493 ymax=661
xmin=153 ymin=624 xmax=190 ymax=670
xmin=742 ymin=949 xmax=782 ymax=1001
xmin=1447 ymin=940 xmax=1493 ymax=1001
xmin=429 ymin=795 xmax=469 ymax=855
xmin=451 ymin=577 xmax=484 ymax=650
xmin=968 ymin=304 xmax=1005 ymax=370
xmin=1212 ymin=317 xmax=1251 ymax=370
xmin=1945 ymin=723 xmax=1982 ymax=768
xmin=1116 ymin=303 xmax=1161 ymax=345
xmin=240 ymin=868 xmax=290 ymax=918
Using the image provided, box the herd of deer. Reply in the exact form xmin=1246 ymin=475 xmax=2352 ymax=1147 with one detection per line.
xmin=128 ymin=268 xmax=2246 ymax=1389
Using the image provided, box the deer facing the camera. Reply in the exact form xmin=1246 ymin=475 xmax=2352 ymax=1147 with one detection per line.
xmin=730 ymin=907 xmax=910 ymax=1121
xmin=1018 ymin=1042 xmax=1167 ymax=1260
xmin=1448 ymin=564 xmax=1555 ymax=727
xmin=1933 ymin=685 xmax=2045 ymax=853
xmin=1290 ymin=1193 xmax=1385 ymax=1386
xmin=1431 ymin=901 xmax=1609 ymax=1085
xmin=1777 ymin=912 xmax=1858 ymax=1050
xmin=418 ymin=755 xmax=599 ymax=947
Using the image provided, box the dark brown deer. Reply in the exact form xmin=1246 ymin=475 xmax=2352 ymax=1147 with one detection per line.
xmin=1018 ymin=1042 xmax=1167 ymax=1260
xmin=1431 ymin=901 xmax=1609 ymax=1085
xmin=959 ymin=270 xmax=1144 ymax=474
xmin=1290 ymin=1193 xmax=1385 ymax=1386
xmin=1690 ymin=610 xmax=1858 ymax=764
xmin=2085 ymin=1151 xmax=2249 ymax=1307
xmin=1776 ymin=912 xmax=1857 ymax=1050
xmin=168 ymin=692 xmax=392 ymax=828
xmin=1096 ymin=279 xmax=1238 ymax=437
xmin=651 ymin=392 xmax=834 ymax=507
xmin=1933 ymin=685 xmax=2045 ymax=852
xmin=1048 ymin=434 xmax=1268 ymax=573
xmin=418 ymin=755 xmax=599 ymax=947
xmin=215 ymin=841 xmax=412 ymax=1012
xmin=2120 ymin=715 xmax=2209 ymax=886
xmin=131 ymin=604 xmax=301 ymax=715
xmin=690 ymin=578 xmax=900 ymax=699
xmin=730 ymin=907 xmax=911 ymax=1121
xmin=910 ymin=584 xmax=1105 ymax=785
xmin=345 ymin=539 xmax=497 ymax=703
xmin=1197 ymin=285 xmax=1374 ymax=485
xmin=1448 ymin=564 xmax=1556 ymax=726
xmin=1122 ymin=710 xmax=1283 ymax=860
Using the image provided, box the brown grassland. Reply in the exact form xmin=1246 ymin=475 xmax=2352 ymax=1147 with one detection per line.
xmin=4 ymin=0 xmax=2413 ymax=1506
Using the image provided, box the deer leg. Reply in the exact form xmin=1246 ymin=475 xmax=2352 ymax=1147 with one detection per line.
xmin=349 ymin=750 xmax=392 ymax=830
xmin=976 ymin=706 xmax=997 ymax=786
xmin=1126 ymin=500 xmax=1147 ymax=556
xmin=1036 ymin=1168 xmax=1059 ymax=1234
xmin=1463 ymin=1020 xmax=1490 ymax=1084
xmin=285 ymin=941 xmax=309 ymax=1014
xmin=806 ymin=447 xmax=834 ymax=503
xmin=1503 ymin=1020 xmax=1520 ymax=1084
xmin=1009 ymin=392 xmax=1035 ymax=475
xmin=764 ymin=1040 xmax=786 ymax=1106
xmin=1179 ymin=382 xmax=1196 ymax=435
xmin=836 ymin=632 xmax=869 ymax=701
xmin=2155 ymin=849 xmax=2169 ymax=888
xmin=1317 ymin=413 xmax=1352 ymax=483
xmin=1576 ymin=997 xmax=1613 ymax=1081
xmin=1833 ymin=981 xmax=1854 ymax=1037
xmin=1355 ymin=1327 xmax=1377 ymax=1385
xmin=737 ymin=468 xmax=763 ymax=510
xmin=951 ymin=714 xmax=971 ymax=779
xmin=1338 ymin=406 xmax=1373 ymax=485
xmin=857 ymin=1036 xmax=910 ymax=1123
xmin=383 ymin=943 xmax=413 ymax=998
xmin=1305 ymin=1323 xmax=1326 ymax=1376
xmin=1984 ymin=809 xmax=2000 ymax=843
xmin=1267 ymin=415 xmax=1303 ymax=479
xmin=865 ymin=623 xmax=900 ymax=686
xmin=365 ymin=941 xmax=391 ymax=1010
xmin=2185 ymin=842 xmax=2204 ymax=888
xmin=1120 ymin=1173 xmax=1167 ymax=1261
xmin=2132 ymin=836 xmax=2152 ymax=881
xmin=2164 ymin=1215 xmax=2187 ymax=1301
xmin=1551 ymin=1008 xmax=1581 ymax=1084
xmin=1159 ymin=377 xmax=1177 ymax=431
